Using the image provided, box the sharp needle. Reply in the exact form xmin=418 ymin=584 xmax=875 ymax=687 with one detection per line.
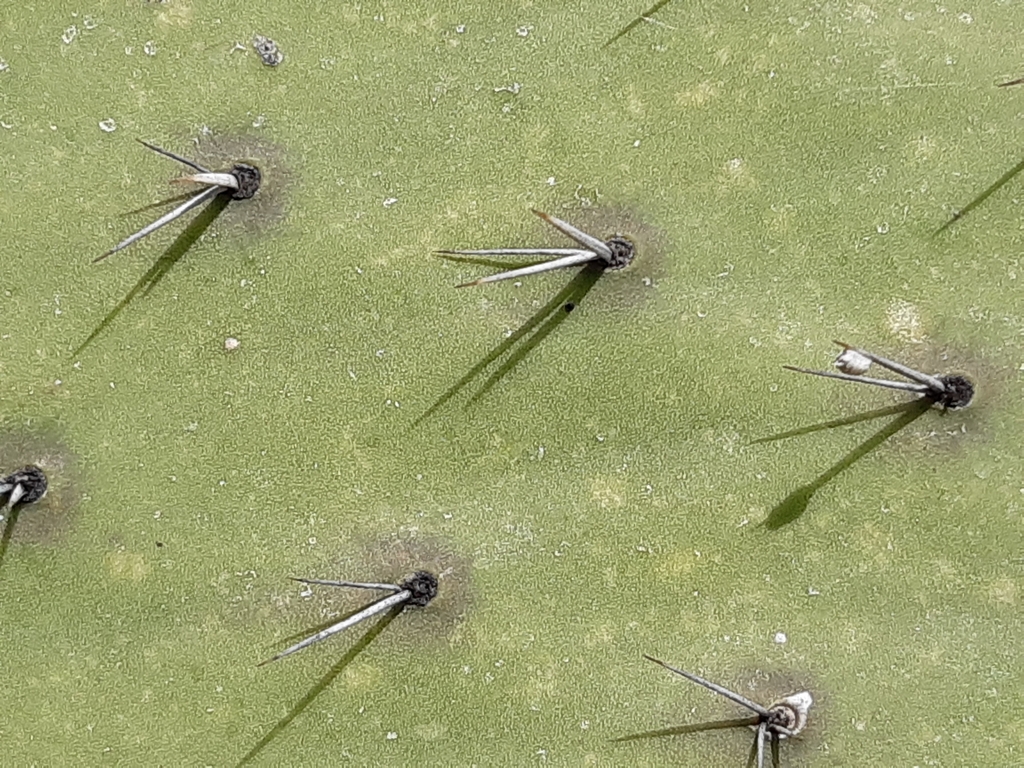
xmin=456 ymin=250 xmax=600 ymax=287
xmin=532 ymin=209 xmax=612 ymax=259
xmin=136 ymin=139 xmax=211 ymax=173
xmin=172 ymin=172 xmax=240 ymax=190
xmin=643 ymin=655 xmax=770 ymax=716
xmin=782 ymin=366 xmax=932 ymax=393
xmin=437 ymin=248 xmax=585 ymax=258
xmin=833 ymin=340 xmax=946 ymax=391
xmin=290 ymin=578 xmax=402 ymax=591
xmin=94 ymin=184 xmax=224 ymax=263
xmin=3 ymin=484 xmax=26 ymax=510
xmin=260 ymin=588 xmax=411 ymax=665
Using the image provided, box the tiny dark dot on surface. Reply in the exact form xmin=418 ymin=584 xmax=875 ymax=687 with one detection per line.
xmin=229 ymin=164 xmax=261 ymax=200
xmin=603 ymin=236 xmax=635 ymax=270
xmin=156 ymin=541 xmax=164 ymax=548
xmin=400 ymin=570 xmax=439 ymax=607
xmin=1 ymin=464 xmax=48 ymax=506
xmin=564 ymin=302 xmax=575 ymax=313
xmin=935 ymin=374 xmax=975 ymax=410
xmin=767 ymin=703 xmax=796 ymax=732
xmin=253 ymin=35 xmax=283 ymax=67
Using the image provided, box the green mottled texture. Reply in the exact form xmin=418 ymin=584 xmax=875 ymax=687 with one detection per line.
xmin=1 ymin=1 xmax=1022 ymax=765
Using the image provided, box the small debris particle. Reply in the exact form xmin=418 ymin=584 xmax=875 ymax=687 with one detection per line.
xmin=455 ymin=24 xmax=466 ymax=33
xmin=0 ymin=58 xmax=9 ymax=73
xmin=386 ymin=732 xmax=398 ymax=741
xmin=773 ymin=631 xmax=788 ymax=644
xmin=143 ymin=40 xmax=157 ymax=56
xmin=224 ymin=337 xmax=240 ymax=351
xmin=564 ymin=302 xmax=575 ymax=313
xmin=62 ymin=26 xmax=78 ymax=45
xmin=516 ymin=25 xmax=532 ymax=37
xmin=98 ymin=118 xmax=117 ymax=133
xmin=253 ymin=34 xmax=283 ymax=66
xmin=835 ymin=348 xmax=871 ymax=375
xmin=383 ymin=197 xmax=399 ymax=207
xmin=83 ymin=16 xmax=98 ymax=30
